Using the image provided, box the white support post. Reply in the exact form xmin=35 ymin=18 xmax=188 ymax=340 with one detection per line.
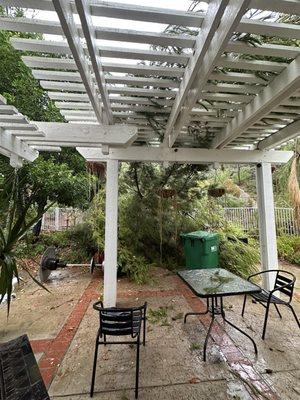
xmin=103 ymin=159 xmax=119 ymax=307
xmin=256 ymin=163 xmax=278 ymax=290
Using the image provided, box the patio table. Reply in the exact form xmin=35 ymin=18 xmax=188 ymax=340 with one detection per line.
xmin=178 ymin=268 xmax=261 ymax=361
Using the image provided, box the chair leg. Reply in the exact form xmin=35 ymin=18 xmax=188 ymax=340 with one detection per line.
xmin=90 ymin=336 xmax=100 ymax=397
xmin=241 ymin=295 xmax=247 ymax=317
xmin=262 ymin=301 xmax=270 ymax=340
xmin=135 ymin=338 xmax=140 ymax=399
xmin=274 ymin=303 xmax=282 ymax=319
xmin=143 ymin=316 xmax=146 ymax=346
xmin=289 ymin=305 xmax=300 ymax=329
xmin=103 ymin=334 xmax=107 ymax=346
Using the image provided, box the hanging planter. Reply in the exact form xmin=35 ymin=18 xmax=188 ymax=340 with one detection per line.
xmin=157 ymin=188 xmax=177 ymax=198
xmin=207 ymin=186 xmax=226 ymax=197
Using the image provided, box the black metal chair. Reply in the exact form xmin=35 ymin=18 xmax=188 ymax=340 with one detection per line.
xmin=90 ymin=301 xmax=147 ymax=399
xmin=242 ymin=269 xmax=300 ymax=339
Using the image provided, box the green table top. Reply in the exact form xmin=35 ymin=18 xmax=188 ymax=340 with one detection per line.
xmin=178 ymin=268 xmax=261 ymax=298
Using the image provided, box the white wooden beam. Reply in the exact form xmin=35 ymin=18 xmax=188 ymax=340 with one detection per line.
xmin=256 ymin=163 xmax=278 ymax=292
xmin=164 ymin=0 xmax=229 ymax=147
xmin=52 ymin=0 xmax=103 ymax=123
xmin=32 ymin=122 xmax=138 ymax=147
xmin=101 ymin=62 xmax=184 ymax=77
xmin=212 ymin=56 xmax=300 ymax=148
xmin=226 ymin=41 xmax=300 ymax=59
xmin=217 ymin=57 xmax=287 ymax=72
xmin=75 ymin=0 xmax=113 ymax=124
xmin=0 ymin=127 xmax=38 ymax=162
xmin=238 ymin=19 xmax=300 ymax=40
xmin=257 ymin=120 xmax=300 ymax=150
xmin=76 ymin=146 xmax=293 ymax=165
xmin=166 ymin=0 xmax=251 ymax=148
xmin=250 ymin=0 xmax=300 ymax=15
xmin=22 ymin=56 xmax=77 ymax=71
xmin=103 ymin=159 xmax=119 ymax=307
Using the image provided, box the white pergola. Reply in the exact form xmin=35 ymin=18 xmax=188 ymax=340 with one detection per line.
xmin=0 ymin=0 xmax=299 ymax=306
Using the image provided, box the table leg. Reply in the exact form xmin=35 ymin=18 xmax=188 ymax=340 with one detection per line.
xmin=220 ymin=297 xmax=258 ymax=355
xmin=203 ymin=298 xmax=215 ymax=362
xmin=184 ymin=298 xmax=209 ymax=323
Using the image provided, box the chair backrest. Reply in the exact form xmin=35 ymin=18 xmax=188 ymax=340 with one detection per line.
xmin=274 ymin=270 xmax=296 ymax=302
xmin=93 ymin=301 xmax=145 ymax=338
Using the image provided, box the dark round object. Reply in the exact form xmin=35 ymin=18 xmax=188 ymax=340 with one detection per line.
xmin=39 ymin=246 xmax=57 ymax=282
xmin=90 ymin=257 xmax=96 ymax=274
xmin=207 ymin=187 xmax=226 ymax=197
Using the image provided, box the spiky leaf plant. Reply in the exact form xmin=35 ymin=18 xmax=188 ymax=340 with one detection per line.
xmin=0 ymin=164 xmax=51 ymax=314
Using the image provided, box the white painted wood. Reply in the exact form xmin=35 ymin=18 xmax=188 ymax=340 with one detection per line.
xmin=76 ymin=146 xmax=293 ymax=165
xmin=0 ymin=94 xmax=7 ymax=105
xmin=166 ymin=0 xmax=251 ymax=147
xmin=52 ymin=0 xmax=103 ymax=123
xmin=105 ymin=76 xmax=180 ymax=88
xmin=0 ymin=105 xmax=18 ymax=115
xmin=94 ymin=27 xmax=195 ymax=48
xmin=0 ymin=127 xmax=38 ymax=162
xmin=11 ymin=38 xmax=71 ymax=54
xmin=217 ymin=57 xmax=288 ymax=72
xmin=238 ymin=19 xmax=300 ymax=40
xmin=40 ymin=81 xmax=86 ymax=92
xmin=164 ymin=0 xmax=230 ymax=147
xmin=250 ymin=0 xmax=300 ymax=14
xmin=257 ymin=120 xmax=300 ymax=150
xmin=33 ymin=70 xmax=82 ymax=82
xmin=22 ymin=56 xmax=77 ymax=70
xmin=97 ymin=45 xmax=190 ymax=64
xmin=75 ymin=0 xmax=113 ymax=124
xmin=212 ymin=56 xmax=300 ymax=148
xmin=256 ymin=163 xmax=278 ymax=290
xmin=103 ymin=159 xmax=119 ymax=307
xmin=106 ymin=86 xmax=176 ymax=98
xmin=48 ymin=92 xmax=89 ymax=102
xmin=209 ymin=72 xmax=267 ymax=85
xmin=226 ymin=41 xmax=300 ymax=59
xmin=101 ymin=62 xmax=184 ymax=77
xmin=32 ymin=122 xmax=138 ymax=146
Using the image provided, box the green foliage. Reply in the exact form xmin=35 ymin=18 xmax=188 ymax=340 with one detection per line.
xmin=194 ymin=197 xmax=260 ymax=278
xmin=16 ymin=223 xmax=97 ymax=264
xmin=0 ymin=170 xmax=49 ymax=313
xmin=118 ymin=247 xmax=151 ymax=284
xmin=147 ymin=306 xmax=172 ymax=325
xmin=219 ymin=235 xmax=260 ymax=278
xmin=277 ymin=235 xmax=300 ymax=265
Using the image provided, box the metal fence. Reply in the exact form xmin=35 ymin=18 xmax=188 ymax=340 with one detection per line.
xmin=41 ymin=208 xmax=84 ymax=231
xmin=224 ymin=207 xmax=300 ymax=235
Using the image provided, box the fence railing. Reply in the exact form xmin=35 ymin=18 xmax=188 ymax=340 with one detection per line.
xmin=41 ymin=208 xmax=84 ymax=231
xmin=224 ymin=207 xmax=300 ymax=235
xmin=42 ymin=207 xmax=299 ymax=236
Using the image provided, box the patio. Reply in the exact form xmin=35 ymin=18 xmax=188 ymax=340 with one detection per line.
xmin=0 ymin=264 xmax=299 ymax=399
xmin=0 ymin=0 xmax=300 ymax=398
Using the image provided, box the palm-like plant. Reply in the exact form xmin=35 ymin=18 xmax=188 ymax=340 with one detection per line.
xmin=0 ymin=163 xmax=51 ymax=313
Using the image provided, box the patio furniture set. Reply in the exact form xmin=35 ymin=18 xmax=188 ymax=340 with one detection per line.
xmin=0 ymin=268 xmax=299 ymax=399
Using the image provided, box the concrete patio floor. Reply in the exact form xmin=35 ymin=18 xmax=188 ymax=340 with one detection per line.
xmin=0 ymin=264 xmax=299 ymax=400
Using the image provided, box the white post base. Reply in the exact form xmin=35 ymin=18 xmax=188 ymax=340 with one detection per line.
xmin=103 ymin=159 xmax=119 ymax=307
xmin=256 ymin=163 xmax=278 ymax=290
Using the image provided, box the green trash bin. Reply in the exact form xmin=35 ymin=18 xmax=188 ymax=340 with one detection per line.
xmin=181 ymin=231 xmax=219 ymax=269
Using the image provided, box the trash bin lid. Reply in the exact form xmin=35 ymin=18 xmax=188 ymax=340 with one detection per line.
xmin=180 ymin=230 xmax=219 ymax=240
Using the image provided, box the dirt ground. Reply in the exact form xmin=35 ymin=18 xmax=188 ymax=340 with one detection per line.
xmin=0 ymin=262 xmax=299 ymax=400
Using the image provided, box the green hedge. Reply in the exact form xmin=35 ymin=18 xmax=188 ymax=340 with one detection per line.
xmin=277 ymin=235 xmax=300 ymax=265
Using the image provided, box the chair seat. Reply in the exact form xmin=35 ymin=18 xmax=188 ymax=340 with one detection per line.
xmin=251 ymin=290 xmax=287 ymax=305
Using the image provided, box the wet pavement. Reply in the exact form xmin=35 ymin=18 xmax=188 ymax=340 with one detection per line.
xmin=0 ymin=264 xmax=299 ymax=400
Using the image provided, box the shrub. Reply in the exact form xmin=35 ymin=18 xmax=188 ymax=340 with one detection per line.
xmin=277 ymin=235 xmax=300 ymax=265
xmin=219 ymin=234 xmax=260 ymax=278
